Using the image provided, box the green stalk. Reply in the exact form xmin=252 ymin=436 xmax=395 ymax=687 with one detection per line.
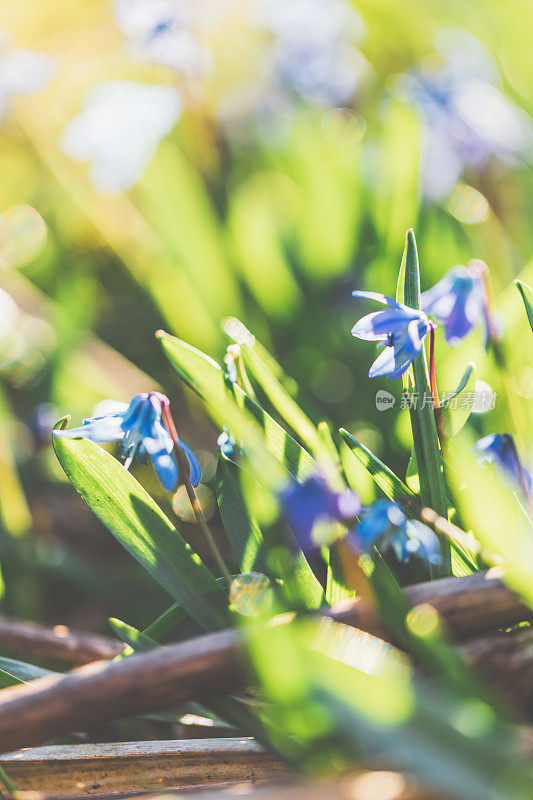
xmin=397 ymin=230 xmax=450 ymax=576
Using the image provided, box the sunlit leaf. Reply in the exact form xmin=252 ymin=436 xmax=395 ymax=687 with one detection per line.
xmin=108 ymin=618 xmax=159 ymax=653
xmin=53 ymin=435 xmax=228 ymax=631
xmin=515 ymin=280 xmax=533 ymax=333
xmin=340 ymin=428 xmax=416 ymax=503
xmin=441 ymin=363 xmax=476 ymax=437
xmin=397 ymin=230 xmax=449 ymax=573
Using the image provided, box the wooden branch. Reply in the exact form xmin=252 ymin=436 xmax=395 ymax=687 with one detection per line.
xmin=0 ymin=630 xmax=244 ymax=755
xmin=0 ymin=617 xmax=125 ymax=665
xmin=0 ymin=570 xmax=529 ymax=756
xmin=328 ymin=568 xmax=531 ymax=639
xmin=460 ymin=627 xmax=533 ymax=717
xmin=0 ymin=570 xmax=527 ymax=668
xmin=0 ymin=738 xmax=287 ymax=798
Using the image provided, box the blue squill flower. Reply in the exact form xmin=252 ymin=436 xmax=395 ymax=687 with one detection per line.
xmin=476 ymin=434 xmax=532 ymax=497
xmin=352 ymin=500 xmax=441 ymax=565
xmin=351 ymin=291 xmax=432 ymax=379
xmin=53 ymin=392 xmax=201 ymax=492
xmin=397 ymin=29 xmax=533 ymax=200
xmin=422 ymin=264 xmax=494 ymax=347
xmin=280 ymin=474 xmax=361 ymax=552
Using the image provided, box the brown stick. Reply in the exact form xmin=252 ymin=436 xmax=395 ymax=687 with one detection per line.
xmin=0 ymin=630 xmax=243 ymax=755
xmin=0 ymin=571 xmax=529 ymax=755
xmin=0 ymin=570 xmax=525 ymax=667
xmin=460 ymin=627 xmax=533 ymax=718
xmin=329 ymin=568 xmax=531 ymax=640
xmin=0 ymin=617 xmax=125 ymax=665
xmin=0 ymin=738 xmax=288 ymax=797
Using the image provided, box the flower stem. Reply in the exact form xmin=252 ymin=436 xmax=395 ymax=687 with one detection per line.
xmin=428 ymin=323 xmax=444 ymax=447
xmin=161 ymin=403 xmax=232 ymax=585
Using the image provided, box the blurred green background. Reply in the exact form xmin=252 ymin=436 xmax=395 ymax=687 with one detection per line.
xmin=0 ymin=0 xmax=532 ymax=631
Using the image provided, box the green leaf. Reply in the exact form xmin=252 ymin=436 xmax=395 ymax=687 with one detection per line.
xmin=447 ymin=430 xmax=533 ymax=610
xmin=53 ymin=435 xmax=228 ymax=632
xmin=216 ymin=454 xmax=323 ymax=607
xmin=143 ymin=602 xmax=189 ymax=642
xmin=340 ymin=428 xmax=417 ymax=503
xmin=515 ymin=280 xmax=533 ymax=333
xmin=215 ymin=454 xmax=266 ymax=573
xmin=441 ymin=363 xmax=476 ymax=437
xmin=398 ymin=230 xmax=450 ymax=573
xmin=108 ymin=618 xmax=159 ymax=653
xmin=229 ymin=330 xmax=324 ymax=459
xmin=158 ymin=331 xmax=315 ymax=481
xmin=0 ymin=656 xmax=55 ymax=688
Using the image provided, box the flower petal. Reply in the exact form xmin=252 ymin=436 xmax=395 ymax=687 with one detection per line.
xmin=352 ymin=289 xmax=405 ymax=309
xmin=179 ymin=441 xmax=202 ymax=488
xmin=53 ymin=417 xmax=124 ymax=442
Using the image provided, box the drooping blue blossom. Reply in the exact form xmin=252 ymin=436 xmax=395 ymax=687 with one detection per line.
xmin=279 ymin=474 xmax=361 ymax=552
xmin=397 ymin=29 xmax=533 ymax=200
xmin=53 ymin=392 xmax=201 ymax=492
xmin=60 ymin=81 xmax=181 ymax=192
xmin=351 ymin=291 xmax=432 ymax=379
xmin=352 ymin=500 xmax=441 ymax=565
xmin=421 ymin=264 xmax=493 ymax=347
xmin=0 ymin=35 xmax=55 ymax=121
xmin=476 ymin=434 xmax=532 ymax=496
xmin=113 ymin=0 xmax=211 ymax=76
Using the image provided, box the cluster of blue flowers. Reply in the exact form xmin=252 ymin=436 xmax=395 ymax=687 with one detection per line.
xmin=54 ymin=392 xmax=201 ymax=492
xmin=351 ymin=262 xmax=496 ymax=381
xmin=280 ymin=475 xmax=440 ymax=566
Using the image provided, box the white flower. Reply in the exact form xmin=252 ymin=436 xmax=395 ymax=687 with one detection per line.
xmin=0 ymin=35 xmax=54 ymax=120
xmin=113 ymin=0 xmax=211 ymax=75
xmin=60 ymin=81 xmax=181 ymax=192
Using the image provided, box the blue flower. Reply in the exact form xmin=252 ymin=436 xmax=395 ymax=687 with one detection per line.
xmin=422 ymin=264 xmax=494 ymax=347
xmin=476 ymin=434 xmax=532 ymax=496
xmin=352 ymin=500 xmax=441 ymax=565
xmin=397 ymin=29 xmax=533 ymax=199
xmin=351 ymin=290 xmax=432 ymax=379
xmin=53 ymin=392 xmax=201 ymax=492
xmin=280 ymin=474 xmax=361 ymax=552
xmin=255 ymin=0 xmax=367 ymax=107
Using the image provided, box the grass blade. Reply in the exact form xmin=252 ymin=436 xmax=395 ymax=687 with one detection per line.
xmin=53 ymin=435 xmax=228 ymax=632
xmin=397 ymin=230 xmax=450 ymax=573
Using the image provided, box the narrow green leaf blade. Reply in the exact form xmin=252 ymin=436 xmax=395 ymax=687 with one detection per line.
xmin=340 ymin=428 xmax=417 ymax=503
xmin=216 ymin=454 xmax=266 ymax=573
xmin=515 ymin=280 xmax=533 ymax=333
xmin=399 ymin=230 xmax=449 ymax=572
xmin=159 ymin=331 xmax=316 ymax=481
xmin=53 ymin=436 xmax=227 ymax=632
xmin=441 ymin=363 xmax=476 ymax=437
xmin=108 ymin=618 xmax=159 ymax=653
xmin=0 ymin=656 xmax=55 ymax=687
